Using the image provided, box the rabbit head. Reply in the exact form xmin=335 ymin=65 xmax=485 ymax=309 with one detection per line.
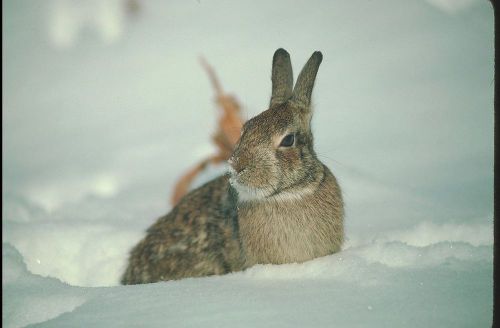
xmin=229 ymin=49 xmax=324 ymax=202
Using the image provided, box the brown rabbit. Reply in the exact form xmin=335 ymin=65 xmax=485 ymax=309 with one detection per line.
xmin=121 ymin=49 xmax=344 ymax=284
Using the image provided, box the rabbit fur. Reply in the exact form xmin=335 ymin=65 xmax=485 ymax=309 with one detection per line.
xmin=121 ymin=48 xmax=344 ymax=284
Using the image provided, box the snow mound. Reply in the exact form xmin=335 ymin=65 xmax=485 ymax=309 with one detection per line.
xmin=2 ymin=244 xmax=90 ymax=328
xmin=379 ymin=221 xmax=493 ymax=247
xmin=2 ymin=240 xmax=492 ymax=328
xmin=3 ymin=217 xmax=144 ymax=287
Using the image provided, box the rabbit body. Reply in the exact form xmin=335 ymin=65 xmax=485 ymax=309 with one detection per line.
xmin=121 ymin=49 xmax=344 ymax=284
xmin=121 ymin=175 xmax=245 ymax=284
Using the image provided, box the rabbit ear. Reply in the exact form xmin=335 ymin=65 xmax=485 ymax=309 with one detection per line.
xmin=291 ymin=51 xmax=323 ymax=110
xmin=270 ymin=48 xmax=294 ymax=107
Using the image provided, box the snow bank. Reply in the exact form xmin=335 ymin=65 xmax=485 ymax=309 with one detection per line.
xmin=3 ymin=228 xmax=492 ymax=328
xmin=2 ymin=193 xmax=493 ymax=327
xmin=376 ymin=221 xmax=493 ymax=247
xmin=2 ymin=244 xmax=90 ymax=328
xmin=2 ymin=194 xmax=494 ymax=328
xmin=3 ymin=196 xmax=145 ymax=287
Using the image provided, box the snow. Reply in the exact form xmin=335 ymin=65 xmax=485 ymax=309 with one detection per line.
xmin=3 ymin=237 xmax=493 ymax=328
xmin=3 ymin=0 xmax=493 ymax=327
xmin=2 ymin=245 xmax=88 ymax=328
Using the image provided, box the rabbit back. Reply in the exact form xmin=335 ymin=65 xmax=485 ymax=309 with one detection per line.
xmin=121 ymin=175 xmax=244 ymax=284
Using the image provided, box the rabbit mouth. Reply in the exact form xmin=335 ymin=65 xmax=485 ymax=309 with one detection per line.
xmin=230 ymin=181 xmax=273 ymax=202
xmin=228 ymin=173 xmax=274 ymax=202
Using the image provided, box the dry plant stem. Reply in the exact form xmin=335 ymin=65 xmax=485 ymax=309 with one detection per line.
xmin=170 ymin=58 xmax=244 ymax=205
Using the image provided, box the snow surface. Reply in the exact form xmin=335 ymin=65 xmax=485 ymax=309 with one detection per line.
xmin=3 ymin=0 xmax=493 ymax=327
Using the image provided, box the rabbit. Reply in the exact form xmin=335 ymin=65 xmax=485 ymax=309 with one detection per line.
xmin=121 ymin=48 xmax=344 ymax=285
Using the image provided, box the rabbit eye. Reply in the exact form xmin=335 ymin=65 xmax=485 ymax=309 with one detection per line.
xmin=279 ymin=133 xmax=295 ymax=147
